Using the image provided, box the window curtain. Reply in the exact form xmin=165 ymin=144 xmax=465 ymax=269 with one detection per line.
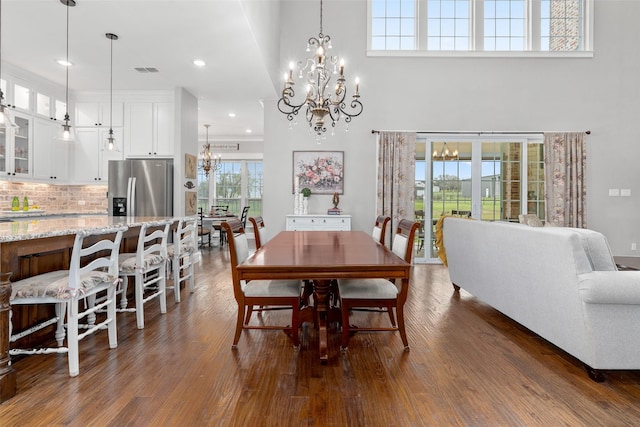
xmin=376 ymin=132 xmax=416 ymax=247
xmin=543 ymin=132 xmax=587 ymax=228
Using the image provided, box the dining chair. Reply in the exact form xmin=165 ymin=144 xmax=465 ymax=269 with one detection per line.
xmin=239 ymin=206 xmax=250 ymax=228
xmin=248 ymin=215 xmax=267 ymax=249
xmin=198 ymin=207 xmax=212 ymax=248
xmin=372 ymin=215 xmax=391 ymax=245
xmin=337 ymin=219 xmax=420 ymax=351
xmin=166 ymin=217 xmax=198 ymax=303
xmin=222 ymin=218 xmax=302 ymax=349
xmin=210 ymin=205 xmax=229 ymax=215
xmin=9 ymin=226 xmax=127 ymax=377
xmin=118 ymin=220 xmax=171 ymax=329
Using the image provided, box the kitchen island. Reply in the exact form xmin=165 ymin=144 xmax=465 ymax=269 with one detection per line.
xmin=0 ymin=215 xmax=181 ymax=402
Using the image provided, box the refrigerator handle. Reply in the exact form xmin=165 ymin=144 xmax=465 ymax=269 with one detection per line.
xmin=128 ymin=177 xmax=136 ymax=218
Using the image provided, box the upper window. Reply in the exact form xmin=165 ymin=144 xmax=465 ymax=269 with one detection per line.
xmin=369 ymin=0 xmax=592 ymax=56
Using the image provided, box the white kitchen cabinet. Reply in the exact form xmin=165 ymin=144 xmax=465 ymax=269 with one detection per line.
xmin=76 ymin=101 xmax=124 ymax=127
xmin=125 ymin=102 xmax=174 ymax=157
xmin=74 ymin=127 xmax=124 ymax=183
xmin=32 ymin=117 xmax=69 ymax=181
xmin=285 ymin=214 xmax=352 ymax=231
xmin=0 ymin=112 xmax=32 ymax=178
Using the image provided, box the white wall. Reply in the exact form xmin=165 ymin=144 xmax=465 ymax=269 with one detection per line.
xmin=263 ymin=0 xmax=640 ymax=256
xmin=176 ymin=87 xmax=199 ymax=216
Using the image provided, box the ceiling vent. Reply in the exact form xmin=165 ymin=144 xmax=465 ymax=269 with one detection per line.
xmin=134 ymin=67 xmax=159 ymax=73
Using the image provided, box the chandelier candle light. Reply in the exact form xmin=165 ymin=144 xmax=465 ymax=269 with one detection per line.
xmin=277 ymin=0 xmax=363 ymax=139
xmin=200 ymin=124 xmax=221 ymax=178
xmin=433 ymin=142 xmax=459 ymax=160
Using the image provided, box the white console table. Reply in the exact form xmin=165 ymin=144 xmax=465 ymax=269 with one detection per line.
xmin=285 ymin=214 xmax=351 ymax=231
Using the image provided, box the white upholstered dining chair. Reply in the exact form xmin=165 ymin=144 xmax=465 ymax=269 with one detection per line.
xmin=222 ymin=218 xmax=302 ymax=349
xmin=9 ymin=226 xmax=127 ymax=377
xmin=338 ymin=219 xmax=420 ymax=351
xmin=372 ymin=215 xmax=391 ymax=245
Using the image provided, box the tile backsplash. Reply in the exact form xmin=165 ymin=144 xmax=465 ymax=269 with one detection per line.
xmin=0 ymin=182 xmax=107 ymax=213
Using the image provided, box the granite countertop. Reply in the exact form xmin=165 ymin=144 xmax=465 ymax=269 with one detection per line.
xmin=0 ymin=211 xmax=108 ymax=219
xmin=0 ymin=216 xmax=180 ymax=242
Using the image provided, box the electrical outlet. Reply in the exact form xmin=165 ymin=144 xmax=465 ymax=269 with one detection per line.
xmin=78 ymin=200 xmax=86 ymax=206
xmin=632 ymin=243 xmax=637 ymax=251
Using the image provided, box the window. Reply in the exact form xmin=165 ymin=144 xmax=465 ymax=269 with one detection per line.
xmin=36 ymin=92 xmax=51 ymax=117
xmin=414 ymin=134 xmax=543 ymax=262
xmin=197 ymin=159 xmax=263 ymax=218
xmin=369 ymin=0 xmax=592 ymax=55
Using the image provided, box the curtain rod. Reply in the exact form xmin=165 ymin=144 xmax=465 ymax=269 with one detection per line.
xmin=371 ymin=130 xmax=591 ymax=135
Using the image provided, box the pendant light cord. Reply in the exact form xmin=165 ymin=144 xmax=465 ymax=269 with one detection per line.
xmin=319 ymin=0 xmax=323 ymax=34
xmin=65 ymin=2 xmax=70 ymax=119
xmin=109 ymin=35 xmax=113 ymax=129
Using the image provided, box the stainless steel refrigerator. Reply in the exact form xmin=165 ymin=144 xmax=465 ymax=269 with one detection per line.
xmin=108 ymin=159 xmax=173 ymax=217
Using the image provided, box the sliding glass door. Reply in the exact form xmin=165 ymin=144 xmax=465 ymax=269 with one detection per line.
xmin=414 ymin=135 xmax=544 ymax=263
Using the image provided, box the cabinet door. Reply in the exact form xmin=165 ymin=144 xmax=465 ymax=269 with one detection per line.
xmin=154 ymin=102 xmax=174 ymax=156
xmin=0 ymin=127 xmax=6 ymax=174
xmin=77 ymin=102 xmax=124 ymax=127
xmin=33 ymin=118 xmax=68 ymax=181
xmin=75 ymin=127 xmax=123 ymax=182
xmin=12 ymin=114 xmax=31 ymax=177
xmin=74 ymin=128 xmax=100 ymax=182
xmin=125 ymin=102 xmax=154 ymax=156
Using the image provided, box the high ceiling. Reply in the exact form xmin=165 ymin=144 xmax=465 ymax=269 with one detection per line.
xmin=2 ymin=0 xmax=277 ymax=141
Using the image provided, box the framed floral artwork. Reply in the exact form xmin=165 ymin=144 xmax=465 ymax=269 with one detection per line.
xmin=185 ymin=154 xmax=197 ymax=179
xmin=293 ymin=151 xmax=344 ymax=194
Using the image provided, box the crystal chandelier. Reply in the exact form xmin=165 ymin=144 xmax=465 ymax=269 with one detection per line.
xmin=201 ymin=124 xmax=221 ymax=178
xmin=277 ymin=0 xmax=363 ymax=139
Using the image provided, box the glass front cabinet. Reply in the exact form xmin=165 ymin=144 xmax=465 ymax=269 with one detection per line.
xmin=0 ymin=112 xmax=31 ymax=177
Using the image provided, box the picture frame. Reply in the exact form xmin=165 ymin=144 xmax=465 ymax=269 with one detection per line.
xmin=293 ymin=151 xmax=344 ymax=195
xmin=185 ymin=153 xmax=197 ymax=179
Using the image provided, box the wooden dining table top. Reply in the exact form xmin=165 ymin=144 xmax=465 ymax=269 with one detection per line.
xmin=237 ymin=230 xmax=410 ymax=281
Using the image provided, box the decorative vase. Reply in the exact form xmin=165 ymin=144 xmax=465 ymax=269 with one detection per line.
xmin=302 ymin=197 xmax=309 ymax=215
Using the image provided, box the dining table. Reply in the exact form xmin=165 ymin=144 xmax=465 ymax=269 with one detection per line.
xmin=236 ymin=230 xmax=411 ymax=362
xmin=204 ymin=213 xmax=237 ymax=246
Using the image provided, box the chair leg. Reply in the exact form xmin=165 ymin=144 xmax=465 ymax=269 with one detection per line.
xmin=54 ymin=302 xmax=66 ymax=346
xmin=159 ymin=268 xmax=167 ymax=314
xmin=86 ymin=294 xmax=96 ymax=326
xmin=188 ymin=263 xmax=195 ymax=294
xmin=232 ymin=305 xmax=245 ymax=347
xmin=173 ymin=259 xmax=181 ymax=303
xmin=397 ymin=304 xmax=409 ymax=350
xmin=67 ymin=299 xmax=80 ymax=377
xmin=245 ymin=305 xmax=255 ymax=324
xmin=387 ymin=304 xmax=396 ymax=327
xmin=340 ymin=301 xmax=351 ymax=351
xmin=119 ymin=276 xmax=129 ymax=309
xmin=106 ymin=286 xmax=118 ymax=349
xmin=291 ymin=301 xmax=300 ymax=349
xmin=135 ymin=273 xmax=145 ymax=329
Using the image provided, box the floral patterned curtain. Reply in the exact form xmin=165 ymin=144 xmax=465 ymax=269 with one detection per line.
xmin=376 ymin=132 xmax=416 ymax=247
xmin=543 ymin=132 xmax=587 ymax=228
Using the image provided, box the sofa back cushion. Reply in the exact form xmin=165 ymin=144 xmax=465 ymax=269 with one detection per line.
xmin=568 ymin=228 xmax=617 ymax=271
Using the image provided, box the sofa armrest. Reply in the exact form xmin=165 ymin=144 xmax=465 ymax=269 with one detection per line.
xmin=579 ymin=271 xmax=640 ymax=304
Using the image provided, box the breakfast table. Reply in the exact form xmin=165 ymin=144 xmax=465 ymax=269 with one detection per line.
xmin=236 ymin=230 xmax=411 ymax=362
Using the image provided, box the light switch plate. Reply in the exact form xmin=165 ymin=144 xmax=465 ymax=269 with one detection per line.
xmin=621 ymin=189 xmax=632 ymax=197
xmin=609 ymin=189 xmax=620 ymax=197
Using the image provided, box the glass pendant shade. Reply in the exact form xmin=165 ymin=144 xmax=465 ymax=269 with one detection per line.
xmin=0 ymin=103 xmax=17 ymax=129
xmin=104 ymin=128 xmax=119 ymax=151
xmin=55 ymin=118 xmax=75 ymax=142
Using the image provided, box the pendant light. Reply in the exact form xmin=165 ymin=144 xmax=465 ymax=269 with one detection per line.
xmin=0 ymin=0 xmax=17 ymax=129
xmin=55 ymin=0 xmax=76 ymax=142
xmin=104 ymin=33 xmax=119 ymax=151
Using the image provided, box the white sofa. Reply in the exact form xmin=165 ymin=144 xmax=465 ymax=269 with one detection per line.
xmin=442 ymin=217 xmax=640 ymax=381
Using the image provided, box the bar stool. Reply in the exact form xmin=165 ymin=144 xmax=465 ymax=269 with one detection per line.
xmin=118 ymin=220 xmax=171 ymax=329
xmin=167 ymin=217 xmax=198 ymax=303
xmin=9 ymin=226 xmax=127 ymax=377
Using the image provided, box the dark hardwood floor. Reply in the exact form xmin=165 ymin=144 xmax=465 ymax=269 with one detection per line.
xmin=2 ymin=245 xmax=640 ymax=426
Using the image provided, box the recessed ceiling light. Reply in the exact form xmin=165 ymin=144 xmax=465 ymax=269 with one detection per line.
xmin=193 ymin=59 xmax=206 ymax=67
xmin=228 ymin=113 xmax=236 ymax=118
xmin=57 ymin=59 xmax=73 ymax=67
xmin=245 ymin=129 xmax=252 ymax=134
